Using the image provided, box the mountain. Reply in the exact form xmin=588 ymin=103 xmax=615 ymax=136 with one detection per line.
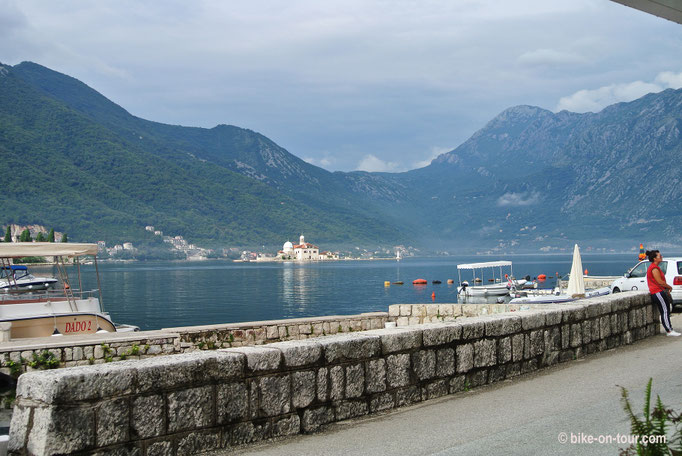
xmin=0 ymin=62 xmax=406 ymax=246
xmin=1 ymin=61 xmax=681 ymax=251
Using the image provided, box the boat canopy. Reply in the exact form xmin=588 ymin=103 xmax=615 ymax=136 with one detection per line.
xmin=0 ymin=242 xmax=98 ymax=258
xmin=457 ymin=261 xmax=512 ymax=270
xmin=1 ymin=265 xmax=28 ymax=271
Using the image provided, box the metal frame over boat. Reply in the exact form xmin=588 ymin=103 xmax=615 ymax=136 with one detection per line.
xmin=0 ymin=243 xmax=126 ymax=339
xmin=456 ymin=261 xmax=524 ymax=297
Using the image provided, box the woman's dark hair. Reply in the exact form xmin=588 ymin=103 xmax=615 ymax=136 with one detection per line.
xmin=646 ymin=250 xmax=660 ymax=262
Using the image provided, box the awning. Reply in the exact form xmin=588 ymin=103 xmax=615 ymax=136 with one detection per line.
xmin=457 ymin=261 xmax=512 ymax=270
xmin=0 ymin=242 xmax=99 ymax=258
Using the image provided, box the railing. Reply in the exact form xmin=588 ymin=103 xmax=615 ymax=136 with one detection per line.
xmin=0 ymin=289 xmax=99 ymax=304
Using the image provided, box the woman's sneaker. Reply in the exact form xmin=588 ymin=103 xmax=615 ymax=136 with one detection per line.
xmin=667 ymin=330 xmax=681 ymax=337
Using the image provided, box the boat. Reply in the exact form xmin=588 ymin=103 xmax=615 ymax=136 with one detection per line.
xmin=392 ymin=281 xmax=404 ymax=285
xmin=396 ymin=250 xmax=401 ymax=262
xmin=413 ymin=279 xmax=428 ymax=285
xmin=0 ymin=265 xmax=57 ymax=292
xmin=0 ymin=243 xmax=137 ymax=339
xmin=456 ymin=261 xmax=524 ymax=297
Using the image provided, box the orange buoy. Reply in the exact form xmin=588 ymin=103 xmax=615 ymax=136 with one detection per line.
xmin=412 ymin=279 xmax=427 ymax=285
xmin=537 ymin=274 xmax=546 ymax=280
xmin=431 ymin=292 xmax=435 ymax=300
xmin=447 ymin=279 xmax=454 ymax=284
xmin=584 ymin=269 xmax=588 ymax=275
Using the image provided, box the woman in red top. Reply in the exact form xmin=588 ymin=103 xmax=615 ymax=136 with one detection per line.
xmin=646 ymin=250 xmax=680 ymax=336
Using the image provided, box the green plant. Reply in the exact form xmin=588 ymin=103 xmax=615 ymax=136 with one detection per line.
xmin=100 ymin=343 xmax=112 ymax=357
xmin=104 ymin=356 xmax=113 ymax=363
xmin=5 ymin=359 xmax=23 ymax=378
xmin=206 ymin=341 xmax=216 ymax=350
xmin=338 ymin=324 xmax=343 ymax=333
xmin=197 ymin=341 xmax=206 ymax=349
xmin=88 ymin=357 xmax=95 ymax=365
xmin=129 ymin=344 xmax=140 ymax=356
xmin=620 ymin=378 xmax=682 ymax=455
xmin=28 ymin=351 xmax=60 ymax=370
xmin=463 ymin=381 xmax=471 ymax=392
xmin=228 ymin=333 xmax=234 ymax=343
xmin=144 ymin=344 xmax=150 ymax=351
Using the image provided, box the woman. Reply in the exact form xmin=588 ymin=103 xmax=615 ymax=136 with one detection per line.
xmin=646 ymin=250 xmax=680 ymax=337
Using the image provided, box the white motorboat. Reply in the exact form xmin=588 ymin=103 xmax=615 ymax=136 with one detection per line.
xmin=0 ymin=265 xmax=57 ymax=292
xmin=457 ymin=261 xmax=524 ymax=297
xmin=0 ymin=243 xmax=136 ymax=339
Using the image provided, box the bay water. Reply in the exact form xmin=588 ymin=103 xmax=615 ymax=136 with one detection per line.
xmin=35 ymin=253 xmax=658 ymax=331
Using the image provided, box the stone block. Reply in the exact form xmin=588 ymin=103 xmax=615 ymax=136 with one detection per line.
xmin=334 ymin=399 xmax=368 ymax=420
xmin=330 ymin=365 xmax=344 ymax=400
xmin=16 ymin=362 xmax=136 ymax=404
xmin=436 ymin=347 xmax=455 ymax=377
xmin=266 ymin=326 xmax=279 ymax=340
xmin=485 ymin=315 xmax=522 ymax=336
xmin=27 ymin=406 xmax=95 ymax=455
xmin=317 ymin=367 xmax=328 ymax=401
xmin=268 ymin=340 xmax=322 ymax=367
xmin=396 ymin=317 xmax=409 ymax=326
xmin=223 ymin=346 xmax=281 ymax=372
xmin=460 ymin=318 xmax=486 ymax=340
xmin=292 ymin=371 xmax=316 ymax=408
xmin=370 ymin=392 xmax=395 ymax=412
xmin=131 ymin=394 xmax=165 ymax=439
xmin=570 ymin=323 xmax=582 ymax=348
xmin=96 ymin=398 xmax=129 ymax=447
xmin=318 ymin=334 xmax=381 ymax=363
xmin=345 ymin=363 xmax=365 ymax=398
xmin=422 ymin=323 xmax=463 ymax=346
xmin=228 ymin=421 xmax=272 ymax=445
xmin=273 ymin=413 xmax=301 ymax=438
xmin=582 ymin=320 xmax=592 ymax=344
xmin=395 ymin=385 xmax=421 ymax=407
xmin=447 ymin=375 xmax=465 ymax=393
xmin=399 ymin=304 xmax=412 ymax=316
xmin=217 ymin=382 xmax=249 ymax=424
xmin=412 ymin=350 xmax=436 ymax=381
xmin=363 ymin=327 xmax=422 ymax=354
xmin=505 ymin=363 xmax=521 ymax=379
xmin=467 ymin=370 xmax=487 ymax=388
xmin=497 ymin=337 xmax=512 ymax=364
xmin=302 ymin=406 xmax=334 ymax=432
xmin=408 ymin=316 xmax=421 ymax=325
xmin=177 ymin=430 xmax=221 ymax=455
xmin=386 ymin=353 xmax=411 ymax=388
xmin=388 ymin=305 xmax=401 ymax=317
xmin=528 ymin=330 xmax=545 ymax=357
xmin=520 ymin=312 xmax=546 ymax=331
xmin=473 ymin=339 xmax=496 ymax=368
xmin=511 ymin=333 xmax=524 ymax=362
xmin=600 ymin=316 xmax=611 ymax=339
xmin=543 ymin=309 xmax=563 ymax=326
xmin=147 ymin=441 xmax=172 ymax=456
xmin=366 ymin=359 xmax=387 ymax=393
xmin=456 ymin=343 xmax=473 ymax=373
xmin=167 ymin=385 xmax=214 ymax=433
xmin=423 ymin=379 xmax=448 ymax=400
xmin=255 ymin=375 xmax=291 ymax=417
xmin=7 ymin=405 xmax=30 ymax=454
xmin=562 ymin=305 xmax=586 ymax=323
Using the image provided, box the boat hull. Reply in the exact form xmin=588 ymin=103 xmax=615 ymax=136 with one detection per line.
xmin=3 ymin=313 xmax=116 ymax=339
xmin=458 ymin=284 xmax=510 ymax=297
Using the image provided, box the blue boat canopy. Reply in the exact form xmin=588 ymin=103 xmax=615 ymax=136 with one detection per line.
xmin=1 ymin=265 xmax=28 ymax=271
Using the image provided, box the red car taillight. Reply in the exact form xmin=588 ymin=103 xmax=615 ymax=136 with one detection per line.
xmin=674 ymin=276 xmax=682 ymax=286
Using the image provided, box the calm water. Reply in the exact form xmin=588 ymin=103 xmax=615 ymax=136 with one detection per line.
xmin=32 ymin=254 xmax=657 ymax=331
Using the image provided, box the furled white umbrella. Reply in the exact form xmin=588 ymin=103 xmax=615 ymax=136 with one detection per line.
xmin=566 ymin=243 xmax=585 ymax=297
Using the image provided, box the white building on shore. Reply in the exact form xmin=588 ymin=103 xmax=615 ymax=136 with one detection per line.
xmin=275 ymin=235 xmax=338 ymax=261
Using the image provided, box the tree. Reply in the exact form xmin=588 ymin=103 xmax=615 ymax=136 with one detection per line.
xmin=47 ymin=228 xmax=55 ymax=243
xmin=35 ymin=232 xmax=46 ymax=242
xmin=61 ymin=233 xmax=68 ymax=243
xmin=4 ymin=226 xmax=10 ymax=243
xmin=19 ymin=229 xmax=32 ymax=242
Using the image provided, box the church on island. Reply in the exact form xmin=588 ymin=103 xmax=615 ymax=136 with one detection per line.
xmin=276 ymin=235 xmax=339 ymax=261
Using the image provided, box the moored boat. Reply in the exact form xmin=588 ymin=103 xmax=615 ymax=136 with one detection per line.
xmin=0 ymin=265 xmax=57 ymax=292
xmin=0 ymin=243 xmax=135 ymax=339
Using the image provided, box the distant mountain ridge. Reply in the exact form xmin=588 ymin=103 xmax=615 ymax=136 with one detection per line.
xmin=1 ymin=61 xmax=681 ymax=251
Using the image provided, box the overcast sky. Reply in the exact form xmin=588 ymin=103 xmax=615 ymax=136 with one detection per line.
xmin=2 ymin=0 xmax=681 ymax=172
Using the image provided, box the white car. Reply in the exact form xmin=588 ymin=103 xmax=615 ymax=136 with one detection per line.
xmin=611 ymin=257 xmax=682 ymax=305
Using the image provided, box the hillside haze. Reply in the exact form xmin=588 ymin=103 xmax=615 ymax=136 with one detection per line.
xmin=1 ymin=61 xmax=680 ymax=251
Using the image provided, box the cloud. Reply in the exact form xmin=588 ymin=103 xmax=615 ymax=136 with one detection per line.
xmin=556 ymin=71 xmax=682 ymax=113
xmin=517 ymin=48 xmax=586 ymax=67
xmin=497 ymin=191 xmax=540 ymax=207
xmin=413 ymin=146 xmax=451 ymax=169
xmin=356 ymin=154 xmax=401 ymax=172
xmin=303 ymin=156 xmax=334 ymax=169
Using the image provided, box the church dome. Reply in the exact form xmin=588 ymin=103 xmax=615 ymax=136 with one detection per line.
xmin=283 ymin=241 xmax=294 ymax=252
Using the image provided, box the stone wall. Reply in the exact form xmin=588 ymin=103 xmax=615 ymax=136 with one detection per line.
xmin=8 ymin=292 xmax=657 ymax=455
xmin=388 ymin=302 xmax=547 ymax=326
xmin=0 ymin=312 xmax=389 ymax=380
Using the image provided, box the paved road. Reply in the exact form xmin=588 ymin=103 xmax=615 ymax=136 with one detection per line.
xmin=233 ymin=313 xmax=682 ymax=456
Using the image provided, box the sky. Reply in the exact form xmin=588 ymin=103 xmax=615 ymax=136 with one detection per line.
xmin=1 ymin=0 xmax=681 ymax=172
